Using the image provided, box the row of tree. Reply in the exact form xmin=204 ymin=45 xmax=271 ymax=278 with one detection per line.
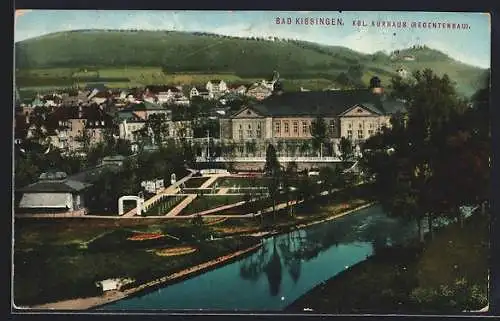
xmin=361 ymin=69 xmax=490 ymax=241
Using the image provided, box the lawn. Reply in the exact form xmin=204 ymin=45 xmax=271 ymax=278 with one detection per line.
xmin=14 ymin=231 xmax=260 ymax=306
xmin=142 ymin=196 xmax=187 ymax=216
xmin=182 ymin=177 xmax=210 ymax=189
xmin=212 ymin=177 xmax=269 ymax=188
xmin=285 ymin=212 xmax=489 ymax=314
xmin=180 ymin=195 xmax=246 ymax=216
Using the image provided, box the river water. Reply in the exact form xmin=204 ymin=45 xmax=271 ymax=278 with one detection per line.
xmin=100 ymin=205 xmax=419 ymax=311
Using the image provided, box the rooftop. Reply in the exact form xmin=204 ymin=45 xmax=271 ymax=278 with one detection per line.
xmin=232 ymin=90 xmax=406 ymax=118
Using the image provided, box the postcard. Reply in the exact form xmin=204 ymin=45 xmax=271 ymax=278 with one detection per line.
xmin=13 ymin=10 xmax=491 ymax=314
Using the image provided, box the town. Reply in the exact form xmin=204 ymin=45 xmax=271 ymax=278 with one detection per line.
xmin=14 ymin=72 xmax=402 ymax=217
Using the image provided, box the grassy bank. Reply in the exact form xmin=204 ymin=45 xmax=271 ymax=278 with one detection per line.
xmin=14 ymin=228 xmax=259 ymax=306
xmin=285 ymin=212 xmax=489 ymax=314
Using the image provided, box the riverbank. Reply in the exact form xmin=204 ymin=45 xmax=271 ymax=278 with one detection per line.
xmin=28 ymin=242 xmax=263 ymax=310
xmin=285 ymin=212 xmax=489 ymax=314
xmin=26 ymin=200 xmax=376 ymax=311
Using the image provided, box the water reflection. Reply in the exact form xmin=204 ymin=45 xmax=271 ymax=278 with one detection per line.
xmin=101 ymin=205 xmax=417 ymax=311
xmin=238 ymin=208 xmax=416 ymax=297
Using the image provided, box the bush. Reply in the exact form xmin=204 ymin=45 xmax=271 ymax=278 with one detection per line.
xmin=410 ymin=278 xmax=488 ymax=311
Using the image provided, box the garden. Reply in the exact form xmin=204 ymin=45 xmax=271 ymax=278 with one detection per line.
xmin=179 ymin=195 xmax=246 ymax=216
xmin=142 ymin=195 xmax=187 ymax=216
xmin=182 ymin=177 xmax=211 ymax=189
xmin=13 ymin=218 xmax=261 ymax=306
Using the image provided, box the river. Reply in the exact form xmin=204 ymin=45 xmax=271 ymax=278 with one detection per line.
xmin=100 ymin=204 xmax=421 ymax=311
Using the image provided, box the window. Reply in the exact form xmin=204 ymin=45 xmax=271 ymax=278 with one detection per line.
xmin=357 ymin=130 xmax=364 ymax=139
xmin=238 ymin=124 xmax=243 ymax=140
xmin=256 ymin=123 xmax=262 ymax=138
xmin=369 ymin=123 xmax=374 ymax=129
xmin=359 ymin=123 xmax=363 ymax=129
xmin=302 ymin=121 xmax=308 ymax=134
xmin=247 ymin=124 xmax=253 ymax=137
xmin=293 ymin=121 xmax=298 ymax=134
xmin=368 ymin=130 xmax=374 ymax=136
xmin=275 ymin=121 xmax=281 ymax=134
xmin=284 ymin=122 xmax=289 ymax=133
xmin=238 ymin=145 xmax=244 ymax=154
xmin=347 ymin=130 xmax=353 ymax=139
xmin=329 ymin=120 xmax=335 ymax=134
xmin=348 ymin=123 xmax=352 ymax=128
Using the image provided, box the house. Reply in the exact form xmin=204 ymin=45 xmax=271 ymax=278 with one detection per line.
xmin=118 ymin=101 xmax=172 ymax=121
xmin=61 ymin=90 xmax=91 ymax=105
xmin=403 ymin=55 xmax=416 ymax=61
xmin=41 ymin=94 xmax=62 ymax=107
xmin=119 ymin=117 xmax=192 ymax=143
xmin=221 ymin=82 xmax=406 ymax=157
xmin=43 ymin=104 xmax=114 ymax=152
xmin=89 ymin=90 xmax=110 ymax=105
xmin=206 ymin=80 xmax=228 ymax=99
xmin=100 ymin=155 xmax=129 ymax=167
xmin=228 ymin=84 xmax=249 ymax=95
xmin=31 ymin=96 xmax=44 ymax=107
xmin=95 ymin=278 xmax=134 ymax=292
xmin=119 ymin=118 xmax=147 ymax=142
xmin=173 ymin=95 xmax=190 ymax=106
xmin=396 ymin=67 xmax=410 ymax=78
xmin=246 ymin=84 xmax=273 ymax=101
xmin=16 ymin=171 xmax=92 ymax=215
xmin=145 ymin=85 xmax=184 ymax=104
xmin=190 ymin=86 xmax=210 ymax=100
xmin=259 ymin=79 xmax=276 ymax=91
xmin=170 ymin=120 xmax=194 ymax=139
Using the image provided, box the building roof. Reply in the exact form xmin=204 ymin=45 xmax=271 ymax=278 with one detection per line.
xmin=68 ymin=164 xmax=121 ymax=184
xmin=193 ymin=86 xmax=209 ymax=93
xmin=237 ymin=90 xmax=405 ymax=118
xmin=146 ymin=85 xmax=181 ymax=93
xmin=122 ymin=101 xmax=165 ymax=111
xmin=102 ymin=155 xmax=128 ymax=161
xmin=116 ymin=110 xmax=141 ymax=121
xmin=17 ymin=178 xmax=92 ymax=193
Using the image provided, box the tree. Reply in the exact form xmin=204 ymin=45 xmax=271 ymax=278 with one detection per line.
xmin=264 ymin=144 xmax=280 ymax=176
xmin=335 ymin=72 xmax=352 ymax=87
xmin=283 ymin=161 xmax=299 ymax=217
xmin=299 ymin=140 xmax=311 ymax=157
xmin=264 ymin=145 xmax=282 ymax=221
xmin=310 ymin=116 xmax=328 ymax=157
xmin=339 ymin=137 xmax=354 ymax=163
xmin=266 ymin=167 xmax=282 ymax=222
xmin=319 ymin=166 xmax=342 ymax=195
xmin=146 ymin=113 xmax=170 ymax=146
xmin=363 ymin=69 xmax=472 ymax=241
xmin=75 ymin=128 xmax=92 ymax=154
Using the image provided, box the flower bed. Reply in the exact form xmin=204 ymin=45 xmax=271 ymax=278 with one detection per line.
xmin=127 ymin=232 xmax=164 ymax=241
xmin=155 ymin=246 xmax=197 ymax=257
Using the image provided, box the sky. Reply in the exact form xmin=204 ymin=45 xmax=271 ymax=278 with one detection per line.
xmin=14 ymin=10 xmax=491 ymax=69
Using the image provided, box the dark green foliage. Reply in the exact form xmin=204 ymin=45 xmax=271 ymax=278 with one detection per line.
xmin=15 ymin=30 xmax=486 ymax=96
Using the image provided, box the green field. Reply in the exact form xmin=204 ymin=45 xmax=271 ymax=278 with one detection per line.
xmin=14 ymin=30 xmax=489 ymax=97
xmin=182 ymin=177 xmax=211 ymax=189
xmin=181 ymin=195 xmax=246 ymax=216
xmin=212 ymin=177 xmax=269 ymax=188
xmin=142 ymin=195 xmax=186 ymax=217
